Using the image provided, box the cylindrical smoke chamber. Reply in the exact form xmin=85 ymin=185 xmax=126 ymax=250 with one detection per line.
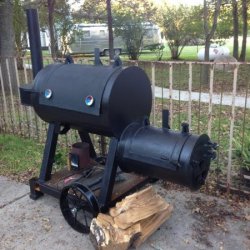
xmin=117 ymin=120 xmax=216 ymax=190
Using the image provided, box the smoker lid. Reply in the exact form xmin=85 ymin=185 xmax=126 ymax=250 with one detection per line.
xmin=34 ymin=64 xmax=121 ymax=116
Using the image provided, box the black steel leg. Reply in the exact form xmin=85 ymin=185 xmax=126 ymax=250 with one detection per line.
xmin=98 ymin=138 xmax=118 ymax=212
xmin=39 ymin=123 xmax=60 ymax=182
xmin=78 ymin=130 xmax=97 ymax=158
xmin=29 ymin=177 xmax=43 ymax=200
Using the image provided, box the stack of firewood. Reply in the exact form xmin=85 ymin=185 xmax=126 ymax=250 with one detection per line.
xmin=90 ymin=186 xmax=173 ymax=250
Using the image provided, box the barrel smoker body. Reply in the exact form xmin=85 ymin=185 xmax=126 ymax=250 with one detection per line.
xmin=20 ymin=61 xmax=217 ymax=233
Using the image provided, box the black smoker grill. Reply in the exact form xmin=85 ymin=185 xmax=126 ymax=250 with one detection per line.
xmin=20 ymin=59 xmax=217 ymax=233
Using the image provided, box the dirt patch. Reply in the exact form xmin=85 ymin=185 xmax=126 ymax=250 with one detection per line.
xmin=3 ymin=168 xmax=38 ymax=184
xmin=158 ymin=179 xmax=250 ymax=249
xmin=186 ymin=197 xmax=240 ymax=247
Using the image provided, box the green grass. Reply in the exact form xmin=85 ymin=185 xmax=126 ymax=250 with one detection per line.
xmin=30 ymin=35 xmax=250 ymax=62
xmin=118 ymin=37 xmax=250 ymax=61
xmin=0 ymin=133 xmax=69 ymax=181
xmin=118 ymin=45 xmax=203 ymax=61
xmin=126 ymin=60 xmax=249 ymax=94
xmin=0 ymin=134 xmax=43 ymax=176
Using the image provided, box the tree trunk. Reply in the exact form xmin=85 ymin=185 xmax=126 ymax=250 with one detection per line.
xmin=106 ymin=0 xmax=114 ymax=60
xmin=203 ymin=1 xmax=209 ymax=62
xmin=239 ymin=0 xmax=247 ymax=62
xmin=0 ymin=0 xmax=18 ymax=93
xmin=203 ymin=0 xmax=210 ymax=85
xmin=232 ymin=0 xmax=239 ymax=60
xmin=48 ymin=0 xmax=57 ymax=59
xmin=13 ymin=0 xmax=26 ymax=69
xmin=202 ymin=37 xmax=210 ymax=85
xmin=202 ymin=0 xmax=221 ymax=84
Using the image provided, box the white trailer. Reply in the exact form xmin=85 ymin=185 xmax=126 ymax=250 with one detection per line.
xmin=68 ymin=23 xmax=163 ymax=55
xmin=26 ymin=29 xmax=50 ymax=50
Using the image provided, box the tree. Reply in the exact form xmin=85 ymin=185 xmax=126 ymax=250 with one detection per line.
xmin=112 ymin=0 xmax=156 ymax=60
xmin=215 ymin=3 xmax=234 ymax=44
xmin=53 ymin=0 xmax=75 ymax=56
xmin=203 ymin=0 xmax=222 ymax=84
xmin=113 ymin=19 xmax=145 ymax=60
xmin=239 ymin=0 xmax=248 ymax=61
xmin=106 ymin=0 xmax=114 ymax=60
xmin=73 ymin=0 xmax=115 ymax=58
xmin=73 ymin=0 xmax=156 ymax=60
xmin=232 ymin=0 xmax=239 ymax=59
xmin=203 ymin=0 xmax=222 ymax=62
xmin=0 ymin=0 xmax=18 ymax=93
xmin=24 ymin=0 xmax=76 ymax=58
xmin=72 ymin=0 xmax=107 ymax=23
xmin=13 ymin=0 xmax=27 ymax=68
xmin=0 ymin=0 xmax=15 ymax=58
xmin=47 ymin=0 xmax=58 ymax=58
xmin=159 ymin=4 xmax=203 ymax=60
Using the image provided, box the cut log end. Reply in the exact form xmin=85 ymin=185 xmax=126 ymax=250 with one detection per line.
xmin=90 ymin=186 xmax=173 ymax=250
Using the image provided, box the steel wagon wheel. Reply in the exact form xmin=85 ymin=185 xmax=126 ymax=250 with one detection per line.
xmin=60 ymin=183 xmax=99 ymax=233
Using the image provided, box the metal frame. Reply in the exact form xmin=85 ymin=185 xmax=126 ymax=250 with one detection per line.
xmin=29 ymin=126 xmax=149 ymax=211
xmin=98 ymin=138 xmax=118 ymax=211
xmin=39 ymin=123 xmax=60 ymax=182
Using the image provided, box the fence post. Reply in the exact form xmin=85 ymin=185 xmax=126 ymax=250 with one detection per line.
xmin=23 ymin=60 xmax=33 ymax=138
xmin=226 ymin=64 xmax=238 ymax=194
xmin=151 ymin=62 xmax=156 ymax=125
xmin=0 ymin=63 xmax=9 ymax=131
xmin=188 ymin=62 xmax=192 ymax=130
xmin=169 ymin=63 xmax=173 ymax=128
xmin=14 ymin=58 xmax=23 ymax=135
xmin=6 ymin=58 xmax=17 ymax=132
xmin=208 ymin=64 xmax=214 ymax=137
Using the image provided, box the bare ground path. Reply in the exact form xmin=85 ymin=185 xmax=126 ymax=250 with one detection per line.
xmin=154 ymin=87 xmax=250 ymax=108
xmin=0 ymin=176 xmax=249 ymax=250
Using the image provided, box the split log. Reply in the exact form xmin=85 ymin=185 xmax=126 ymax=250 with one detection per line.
xmin=110 ymin=186 xmax=169 ymax=230
xmin=132 ymin=205 xmax=173 ymax=247
xmin=90 ymin=186 xmax=173 ymax=250
xmin=90 ymin=213 xmax=141 ymax=250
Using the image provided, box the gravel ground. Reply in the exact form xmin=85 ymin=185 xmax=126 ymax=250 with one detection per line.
xmin=0 ymin=176 xmax=249 ymax=250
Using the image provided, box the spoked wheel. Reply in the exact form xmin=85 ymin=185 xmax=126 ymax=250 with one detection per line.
xmin=60 ymin=183 xmax=99 ymax=233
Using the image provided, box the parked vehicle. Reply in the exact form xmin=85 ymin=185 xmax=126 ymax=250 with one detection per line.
xmin=197 ymin=44 xmax=230 ymax=61
xmin=68 ymin=23 xmax=163 ymax=55
xmin=25 ymin=29 xmax=50 ymax=51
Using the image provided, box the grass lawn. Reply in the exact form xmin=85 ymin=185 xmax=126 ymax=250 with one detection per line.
xmin=35 ymin=36 xmax=250 ymax=62
xmin=24 ymin=37 xmax=250 ymax=72
xmin=118 ymin=37 xmax=250 ymax=61
xmin=0 ymin=134 xmax=43 ymax=181
xmin=115 ymin=45 xmax=203 ymax=61
xmin=0 ymin=133 xmax=69 ymax=183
